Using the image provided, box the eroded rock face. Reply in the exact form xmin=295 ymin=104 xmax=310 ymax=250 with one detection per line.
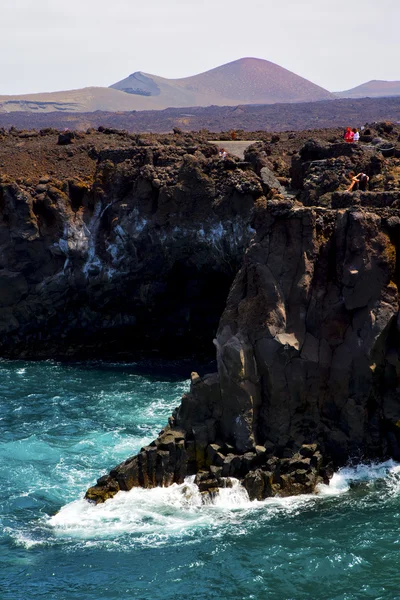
xmin=0 ymin=133 xmax=262 ymax=359
xmin=86 ymin=198 xmax=400 ymax=503
xmin=85 ymin=368 xmax=328 ymax=503
xmin=86 ymin=128 xmax=400 ymax=503
xmin=217 ymin=202 xmax=400 ymax=464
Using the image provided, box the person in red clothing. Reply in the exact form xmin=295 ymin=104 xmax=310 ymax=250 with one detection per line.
xmin=344 ymin=127 xmax=354 ymax=142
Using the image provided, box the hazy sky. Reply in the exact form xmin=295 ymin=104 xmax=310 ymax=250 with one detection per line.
xmin=0 ymin=0 xmax=398 ymax=95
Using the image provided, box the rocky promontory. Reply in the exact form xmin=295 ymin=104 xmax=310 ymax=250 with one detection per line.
xmin=1 ymin=122 xmax=400 ymax=501
xmin=84 ymin=122 xmax=400 ymax=502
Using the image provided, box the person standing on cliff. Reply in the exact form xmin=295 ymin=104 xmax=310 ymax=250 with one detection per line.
xmin=344 ymin=127 xmax=354 ymax=143
xmin=353 ymin=128 xmax=360 ymax=142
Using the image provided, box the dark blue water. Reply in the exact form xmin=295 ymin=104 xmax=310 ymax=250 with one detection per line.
xmin=2 ymin=360 xmax=400 ymax=600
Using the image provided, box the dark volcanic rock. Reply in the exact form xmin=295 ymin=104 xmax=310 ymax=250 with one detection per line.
xmin=216 ymin=202 xmax=400 ymax=464
xmin=57 ymin=131 xmax=75 ymax=145
xmin=0 ymin=133 xmax=262 ymax=359
xmin=86 ymin=199 xmax=400 ymax=503
xmin=290 ymin=139 xmax=384 ymax=206
xmin=85 ymin=387 xmax=326 ymax=503
xmin=3 ymin=125 xmax=400 ymax=503
xmin=1 ymin=97 xmax=400 ymax=134
xmin=85 ymin=127 xmax=400 ymax=504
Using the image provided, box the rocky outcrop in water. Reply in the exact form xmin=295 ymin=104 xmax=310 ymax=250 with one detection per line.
xmin=86 ymin=123 xmax=400 ymax=503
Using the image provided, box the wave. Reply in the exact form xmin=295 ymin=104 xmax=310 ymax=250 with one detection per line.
xmin=318 ymin=458 xmax=400 ymax=497
xmin=47 ymin=459 xmax=400 ymax=546
xmin=49 ymin=477 xmax=250 ymax=542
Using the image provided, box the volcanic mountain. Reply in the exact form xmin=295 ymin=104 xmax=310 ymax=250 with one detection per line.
xmin=336 ymin=80 xmax=400 ymax=99
xmin=110 ymin=57 xmax=335 ymax=106
xmin=0 ymin=58 xmax=334 ymax=113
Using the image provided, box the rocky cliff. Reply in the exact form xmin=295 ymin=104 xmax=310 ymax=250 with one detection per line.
xmin=0 ymin=130 xmax=263 ymax=359
xmin=85 ymin=123 xmax=400 ymax=503
xmin=2 ymin=123 xmax=400 ymax=502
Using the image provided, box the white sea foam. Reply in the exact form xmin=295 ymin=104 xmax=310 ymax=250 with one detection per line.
xmin=12 ymin=530 xmax=46 ymax=550
xmin=49 ymin=477 xmax=259 ymax=546
xmin=317 ymin=459 xmax=400 ymax=496
xmin=48 ymin=476 xmax=317 ymax=546
xmin=50 ymin=477 xmax=210 ymax=541
xmin=48 ymin=460 xmax=400 ymax=546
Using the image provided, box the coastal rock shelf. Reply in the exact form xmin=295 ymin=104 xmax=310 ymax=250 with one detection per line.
xmin=86 ymin=380 xmax=331 ymax=503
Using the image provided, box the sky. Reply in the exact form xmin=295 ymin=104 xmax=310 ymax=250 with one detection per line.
xmin=0 ymin=0 xmax=398 ymax=95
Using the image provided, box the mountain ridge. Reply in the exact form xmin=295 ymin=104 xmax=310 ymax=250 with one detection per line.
xmin=110 ymin=57 xmax=335 ymax=106
xmin=0 ymin=57 xmax=335 ymax=113
xmin=336 ymin=79 xmax=400 ymax=99
xmin=0 ymin=58 xmax=397 ymax=113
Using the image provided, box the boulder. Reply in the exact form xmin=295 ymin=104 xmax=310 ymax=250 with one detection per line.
xmin=57 ymin=131 xmax=75 ymax=145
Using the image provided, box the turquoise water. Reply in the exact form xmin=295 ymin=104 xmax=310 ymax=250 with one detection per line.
xmin=2 ymin=361 xmax=400 ymax=600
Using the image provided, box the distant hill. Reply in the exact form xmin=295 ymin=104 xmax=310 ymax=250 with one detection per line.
xmin=0 ymin=58 xmax=334 ymax=114
xmin=336 ymin=80 xmax=400 ymax=99
xmin=0 ymin=86 xmax=160 ymax=114
xmin=110 ymin=57 xmax=335 ymax=106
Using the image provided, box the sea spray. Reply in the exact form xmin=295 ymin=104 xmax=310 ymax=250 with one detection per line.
xmin=50 ymin=461 xmax=400 ymax=546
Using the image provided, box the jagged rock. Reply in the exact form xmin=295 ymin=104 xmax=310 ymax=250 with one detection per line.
xmin=86 ymin=153 xmax=400 ymax=503
xmin=0 ymin=133 xmax=262 ymax=359
xmin=194 ymin=470 xmax=219 ymax=493
xmin=217 ymin=203 xmax=400 ymax=464
xmin=243 ymin=143 xmax=272 ymax=174
xmin=85 ymin=475 xmax=120 ymax=503
xmin=243 ymin=469 xmax=274 ymax=501
xmin=260 ymin=166 xmax=286 ymax=196
xmin=291 ymin=138 xmax=384 ymax=205
xmin=85 ymin=404 xmax=328 ymax=503
xmin=57 ymin=131 xmax=75 ymax=145
xmin=299 ymin=139 xmax=355 ymax=161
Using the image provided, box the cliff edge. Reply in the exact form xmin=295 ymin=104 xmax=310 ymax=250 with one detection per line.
xmin=0 ymin=129 xmax=262 ymax=359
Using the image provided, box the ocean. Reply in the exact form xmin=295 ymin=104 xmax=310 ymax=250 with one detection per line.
xmin=1 ymin=360 xmax=400 ymax=600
